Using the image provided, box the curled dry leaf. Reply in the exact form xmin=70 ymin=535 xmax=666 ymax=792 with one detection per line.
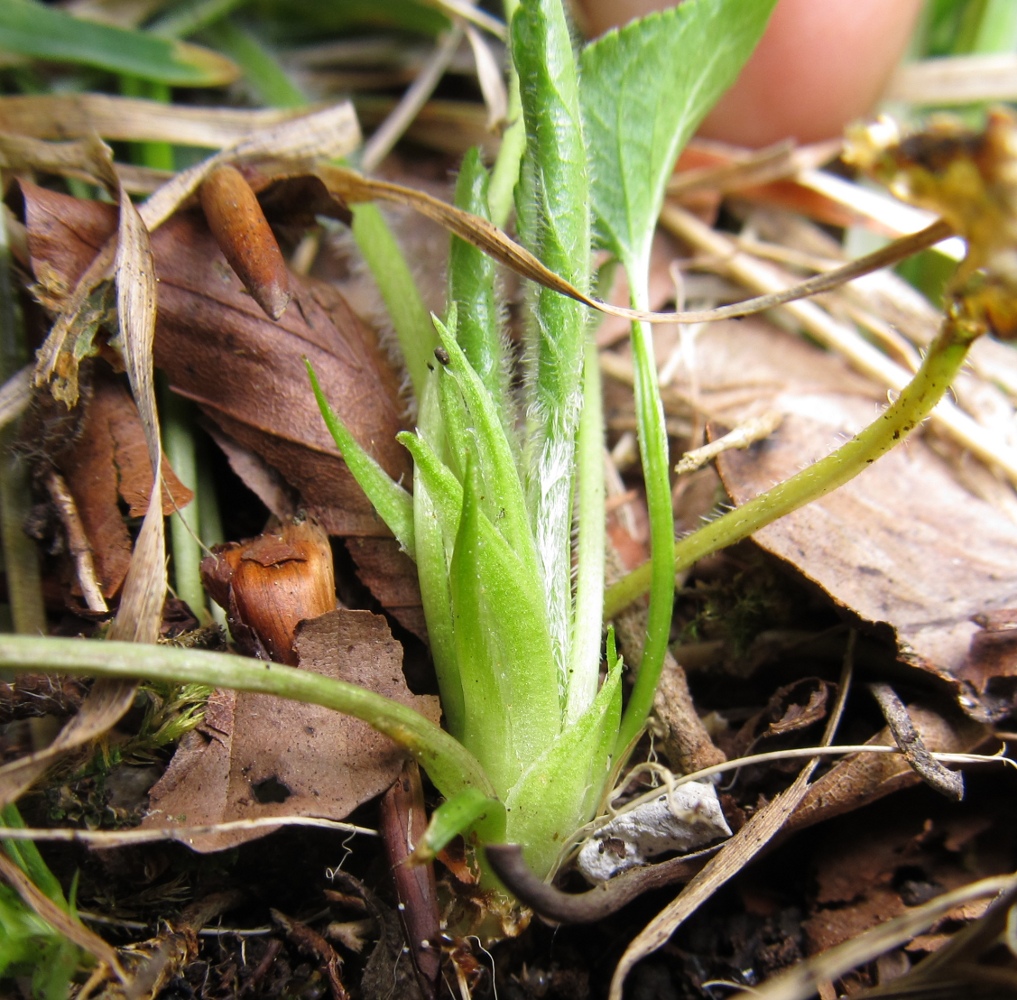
xmin=143 ymin=609 xmax=439 ymax=852
xmin=11 ymin=180 xmax=423 ymax=635
xmin=23 ymin=366 xmax=193 ymax=600
xmin=201 ymin=515 xmax=335 ymax=666
xmin=786 ymin=704 xmax=986 ymax=837
xmin=868 ymin=681 xmax=965 ymax=800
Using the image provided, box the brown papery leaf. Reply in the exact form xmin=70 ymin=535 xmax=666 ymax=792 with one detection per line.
xmin=688 ymin=318 xmax=1017 ymax=717
xmin=13 ymin=181 xmax=420 ymax=632
xmin=54 ymin=368 xmax=193 ymax=599
xmin=143 ymin=609 xmax=440 ymax=852
xmin=16 ymin=104 xmax=358 ymax=408
xmin=0 ymin=94 xmax=331 ymax=149
xmin=0 ymin=136 xmax=159 ymax=807
xmin=201 ymin=516 xmax=335 ymax=665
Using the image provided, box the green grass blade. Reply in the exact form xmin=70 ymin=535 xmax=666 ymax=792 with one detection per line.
xmin=488 ymin=0 xmax=522 ymax=227
xmin=0 ymin=0 xmax=240 ymax=86
xmin=409 ymin=459 xmax=464 ymax=736
xmin=398 ymin=430 xmax=463 ymax=543
xmin=0 ymin=807 xmax=64 ymax=904
xmin=200 ymin=18 xmax=304 ymax=106
xmin=351 ymin=203 xmax=437 ymax=402
xmin=149 ymin=0 xmax=251 ymax=41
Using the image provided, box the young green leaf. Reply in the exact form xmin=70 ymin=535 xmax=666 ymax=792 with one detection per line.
xmin=512 ymin=0 xmax=594 ymax=680
xmin=449 ymin=465 xmax=560 ymax=796
xmin=399 ymin=389 xmax=467 ymax=736
xmin=433 ymin=315 xmax=537 ymax=574
xmin=412 ymin=788 xmax=505 ymax=863
xmin=306 ymin=360 xmax=415 ymax=555
xmin=579 ymin=0 xmax=778 ymax=753
xmin=449 ymin=149 xmax=513 ymax=432
xmin=503 ymin=657 xmax=621 ymax=880
xmin=580 ymin=0 xmax=778 ymax=271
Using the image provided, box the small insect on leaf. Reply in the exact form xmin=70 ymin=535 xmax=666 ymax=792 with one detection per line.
xmin=199 ymin=164 xmax=292 ymax=320
xmin=434 ymin=346 xmax=451 ymax=366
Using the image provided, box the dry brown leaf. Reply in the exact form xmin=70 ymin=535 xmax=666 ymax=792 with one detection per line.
xmin=738 ymin=875 xmax=1017 ymax=1000
xmin=48 ymin=368 xmax=193 ymax=599
xmin=670 ymin=318 xmax=1017 ymax=718
xmin=104 ymin=127 xmax=165 ymax=645
xmin=956 ymin=609 xmax=1017 ymax=716
xmin=14 ymin=180 xmax=408 ymax=529
xmin=13 ymin=181 xmax=423 ymax=634
xmin=786 ymin=705 xmax=986 ymax=837
xmin=0 ymin=135 xmax=165 ymax=805
xmin=802 ymin=805 xmax=1011 ymax=956
xmin=201 ymin=516 xmax=336 ymax=666
xmin=142 ymin=609 xmax=439 ymax=852
xmin=0 ymin=94 xmax=328 ymax=148
xmin=12 ymin=104 xmax=358 ymax=407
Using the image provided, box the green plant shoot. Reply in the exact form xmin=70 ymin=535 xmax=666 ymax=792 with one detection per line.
xmin=0 ymin=0 xmax=790 ymax=909
xmin=307 ymin=0 xmax=778 ymax=891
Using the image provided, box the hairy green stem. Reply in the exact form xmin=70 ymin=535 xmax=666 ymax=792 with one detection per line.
xmin=564 ymin=336 xmax=605 ymax=723
xmin=605 ymin=320 xmax=978 ymax=618
xmin=513 ymin=0 xmax=592 ymax=678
